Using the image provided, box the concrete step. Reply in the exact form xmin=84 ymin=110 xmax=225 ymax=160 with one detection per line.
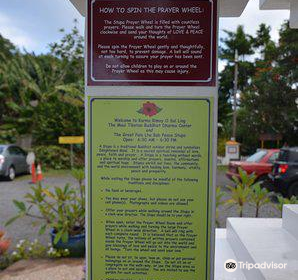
xmin=282 ymin=205 xmax=298 ymax=240
xmin=214 ymin=229 xmax=246 ymax=280
xmin=226 ymin=218 xmax=298 ymax=280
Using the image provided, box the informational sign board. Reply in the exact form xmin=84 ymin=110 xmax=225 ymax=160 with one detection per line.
xmin=88 ymin=97 xmax=213 ymax=280
xmin=87 ymin=0 xmax=217 ymax=86
xmin=58 ymin=136 xmax=85 ymax=144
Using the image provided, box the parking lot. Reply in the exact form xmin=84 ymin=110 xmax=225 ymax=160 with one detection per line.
xmin=0 ymin=169 xmax=280 ymax=248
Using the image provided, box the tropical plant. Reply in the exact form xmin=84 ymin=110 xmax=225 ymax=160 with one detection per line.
xmin=225 ymin=168 xmax=256 ymax=217
xmin=233 ymin=168 xmax=257 ymax=189
xmin=6 ymin=169 xmax=85 ymax=244
xmin=33 ymin=145 xmax=84 ymax=170
xmin=34 ymin=145 xmax=71 ymax=169
xmin=275 ymin=195 xmax=298 ymax=217
xmin=72 ymin=169 xmax=85 ymax=193
xmin=0 ymin=22 xmax=84 ymax=145
xmin=226 ymin=184 xmax=252 ymax=217
xmin=218 ymin=25 xmax=255 ymax=130
xmin=249 ymin=184 xmax=272 ymax=217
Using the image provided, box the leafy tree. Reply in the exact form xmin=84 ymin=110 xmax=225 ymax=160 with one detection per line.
xmin=0 ymin=34 xmax=16 ymax=60
xmin=253 ymin=24 xmax=277 ymax=61
xmin=220 ymin=25 xmax=254 ymax=61
xmin=49 ymin=19 xmax=84 ymax=84
xmin=218 ymin=26 xmax=255 ymax=136
xmin=239 ymin=65 xmax=297 ymax=145
xmin=277 ymin=22 xmax=298 ymax=85
xmin=33 ymin=83 xmax=84 ymax=145
xmin=0 ymin=53 xmax=63 ymax=140
xmin=0 ymin=21 xmax=84 ymax=145
xmin=237 ymin=22 xmax=298 ymax=149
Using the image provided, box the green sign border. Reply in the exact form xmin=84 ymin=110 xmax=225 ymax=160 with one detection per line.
xmin=88 ymin=96 xmax=214 ymax=280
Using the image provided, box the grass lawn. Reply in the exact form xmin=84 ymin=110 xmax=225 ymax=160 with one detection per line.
xmin=14 ymin=167 xmax=229 ymax=181
xmin=15 ymin=169 xmax=72 ymax=181
xmin=217 ymin=165 xmax=228 ymax=172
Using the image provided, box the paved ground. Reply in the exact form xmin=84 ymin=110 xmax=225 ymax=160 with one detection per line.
xmin=216 ymin=168 xmax=231 ymax=188
xmin=216 ymin=168 xmax=280 ymax=227
xmin=0 ymin=169 xmax=280 ymax=248
xmin=218 ymin=173 xmax=281 ymax=228
xmin=0 ymin=259 xmax=84 ymax=280
xmin=217 ymin=186 xmax=281 ymax=228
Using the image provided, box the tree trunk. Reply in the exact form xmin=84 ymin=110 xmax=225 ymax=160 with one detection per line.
xmin=255 ymin=205 xmax=259 ymax=218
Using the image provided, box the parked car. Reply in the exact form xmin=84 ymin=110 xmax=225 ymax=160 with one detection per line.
xmin=0 ymin=145 xmax=29 ymax=181
xmin=269 ymin=147 xmax=298 ymax=197
xmin=226 ymin=149 xmax=280 ymax=181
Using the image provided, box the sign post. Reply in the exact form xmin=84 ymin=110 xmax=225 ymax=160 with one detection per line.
xmin=58 ymin=136 xmax=85 ymax=169
xmin=86 ymin=1 xmax=218 ymax=279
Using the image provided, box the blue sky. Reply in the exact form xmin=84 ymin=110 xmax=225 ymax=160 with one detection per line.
xmin=0 ymin=0 xmax=85 ymax=53
xmin=0 ymin=0 xmax=290 ymax=56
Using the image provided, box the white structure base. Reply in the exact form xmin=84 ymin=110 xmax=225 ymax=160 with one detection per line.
xmin=282 ymin=204 xmax=298 ymax=240
xmin=215 ymin=229 xmax=247 ymax=279
xmin=215 ymin=205 xmax=298 ymax=280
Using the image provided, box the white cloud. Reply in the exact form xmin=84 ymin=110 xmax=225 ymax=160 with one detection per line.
xmin=0 ymin=12 xmax=37 ymax=50
xmin=220 ymin=0 xmax=290 ymax=41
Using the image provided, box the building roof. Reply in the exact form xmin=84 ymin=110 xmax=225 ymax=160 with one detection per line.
xmin=226 ymin=140 xmax=240 ymax=145
xmin=69 ymin=0 xmax=251 ymax=17
xmin=69 ymin=0 xmax=297 ymax=28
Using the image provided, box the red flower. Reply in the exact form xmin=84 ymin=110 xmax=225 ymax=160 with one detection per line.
xmin=0 ymin=239 xmax=11 ymax=255
xmin=273 ymin=74 xmax=280 ymax=81
xmin=142 ymin=102 xmax=158 ymax=117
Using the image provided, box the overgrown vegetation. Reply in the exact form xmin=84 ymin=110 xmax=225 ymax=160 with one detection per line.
xmin=219 ymin=22 xmax=298 ymax=154
xmin=33 ymin=145 xmax=84 ymax=170
xmin=0 ymin=21 xmax=84 ymax=167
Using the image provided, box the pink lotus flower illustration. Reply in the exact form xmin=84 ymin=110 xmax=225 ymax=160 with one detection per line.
xmin=137 ymin=102 xmax=162 ymax=117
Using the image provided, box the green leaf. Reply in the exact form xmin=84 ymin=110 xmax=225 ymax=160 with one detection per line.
xmin=13 ymin=200 xmax=26 ymax=212
xmin=61 ymin=231 xmax=69 ymax=243
xmin=38 ymin=225 xmax=47 ymax=235
xmin=5 ymin=215 xmax=21 ymax=226
xmin=53 ymin=230 xmax=63 ymax=244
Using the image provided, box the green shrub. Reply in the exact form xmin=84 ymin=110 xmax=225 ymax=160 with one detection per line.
xmin=6 ymin=174 xmax=85 ymax=245
xmin=33 ymin=145 xmax=71 ymax=170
